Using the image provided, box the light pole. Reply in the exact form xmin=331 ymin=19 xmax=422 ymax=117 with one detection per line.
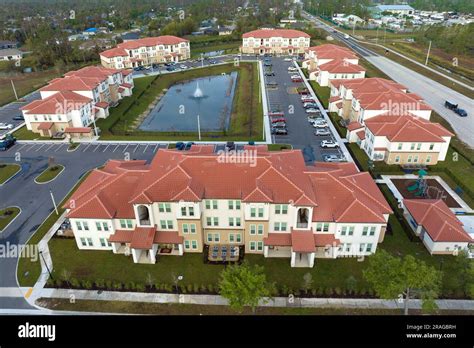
xmin=50 ymin=189 xmax=59 ymax=215
xmin=174 ymin=275 xmax=183 ymax=294
xmin=425 ymin=40 xmax=432 ymax=66
xmin=11 ymin=80 xmax=18 ymax=101
xmin=39 ymin=250 xmax=54 ymax=280
xmin=197 ymin=114 xmax=201 ymax=141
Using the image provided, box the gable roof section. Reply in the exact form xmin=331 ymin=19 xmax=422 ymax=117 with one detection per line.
xmin=21 ymin=91 xmax=92 ymax=115
xmin=243 ymin=28 xmax=310 ymax=38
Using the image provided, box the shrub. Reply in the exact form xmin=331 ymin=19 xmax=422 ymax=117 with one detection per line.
xmin=334 ymin=287 xmax=342 ymax=295
xmin=317 ymin=287 xmax=324 ymax=296
xmin=135 ymin=283 xmax=145 ymax=292
xmin=200 ymin=284 xmax=207 ymax=293
xmin=113 ymin=282 xmax=122 ymax=290
xmin=70 ymin=278 xmax=80 ymax=288
xmin=311 ymin=289 xmax=317 ymax=296
xmin=95 ymin=279 xmax=105 ymax=289
xmin=207 ymin=284 xmax=215 ymax=293
xmin=46 ymin=278 xmax=55 ymax=287
xmin=81 ymin=280 xmax=92 ymax=289
xmin=324 ymin=287 xmax=333 ymax=296
xmin=180 ymin=285 xmax=187 ymax=294
xmin=54 ymin=279 xmax=63 ymax=288
xmin=127 ymin=282 xmax=136 ymax=291
xmin=105 ymin=280 xmax=113 ymax=289
xmin=193 ymin=284 xmax=200 ymax=293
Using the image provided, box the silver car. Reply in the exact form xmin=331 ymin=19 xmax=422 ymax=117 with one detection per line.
xmin=314 ymin=129 xmax=331 ymax=136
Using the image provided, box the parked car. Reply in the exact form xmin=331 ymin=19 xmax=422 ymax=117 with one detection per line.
xmin=184 ymin=142 xmax=194 ymax=150
xmin=12 ymin=115 xmax=24 ymax=121
xmin=301 ymin=95 xmax=315 ymax=101
xmin=176 ymin=142 xmax=185 ymax=150
xmin=306 ymin=108 xmax=320 ymax=114
xmin=179 ymin=65 xmax=188 ymax=70
xmin=320 ymin=140 xmax=339 ymax=148
xmin=269 ymin=111 xmax=285 ymax=117
xmin=313 ymin=122 xmax=328 ymax=129
xmin=271 ymin=122 xmax=287 ymax=129
xmin=292 ymin=78 xmax=303 ymax=82
xmin=0 ymin=123 xmax=13 ymax=130
xmin=209 ymin=60 xmax=218 ymax=65
xmin=270 ymin=117 xmax=286 ymax=123
xmin=271 ymin=128 xmax=288 ymax=135
xmin=225 ymin=141 xmax=235 ymax=151
xmin=264 ymin=62 xmax=272 ymax=67
xmin=444 ymin=100 xmax=458 ymax=110
xmin=0 ymin=134 xmax=16 ymax=151
xmin=303 ymin=102 xmax=318 ymax=108
xmin=288 ymin=67 xmax=298 ymax=72
xmin=297 ymin=88 xmax=310 ymax=95
xmin=290 ymin=74 xmax=301 ymax=79
xmin=166 ymin=66 xmax=176 ymax=71
xmin=283 ymin=57 xmax=292 ymax=62
xmin=265 ymin=71 xmax=275 ymax=76
xmin=323 ymin=154 xmax=344 ymax=162
xmin=314 ymin=129 xmax=331 ymax=136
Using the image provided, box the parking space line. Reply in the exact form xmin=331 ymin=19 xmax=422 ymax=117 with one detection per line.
xmin=17 ymin=144 xmax=27 ymax=151
xmin=122 ymin=144 xmax=129 ymax=153
xmin=82 ymin=143 xmax=92 ymax=152
xmin=153 ymin=144 xmax=159 ymax=152
xmin=133 ymin=144 xmax=139 ymax=153
xmin=102 ymin=144 xmax=110 ymax=152
xmin=35 ymin=144 xmax=46 ymax=152
xmin=93 ymin=144 xmax=100 ymax=152
xmin=55 ymin=144 xmax=66 ymax=152
xmin=143 ymin=144 xmax=149 ymax=153
xmin=112 ymin=144 xmax=120 ymax=152
xmin=45 ymin=144 xmax=55 ymax=152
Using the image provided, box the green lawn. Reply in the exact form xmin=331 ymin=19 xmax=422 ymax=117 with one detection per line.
xmin=12 ymin=126 xmax=59 ymax=140
xmin=0 ymin=163 xmax=21 ymax=185
xmin=309 ymin=81 xmax=330 ymax=109
xmin=97 ymin=62 xmax=263 ymax=141
xmin=191 ymin=42 xmax=240 ymax=58
xmin=35 ymin=165 xmax=64 ymax=184
xmin=39 ymin=297 xmax=470 ymax=315
xmin=0 ymin=207 xmax=20 ymax=232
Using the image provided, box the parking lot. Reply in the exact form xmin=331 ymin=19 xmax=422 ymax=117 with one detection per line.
xmin=261 ymin=57 xmax=345 ymax=163
xmin=0 ymin=91 xmax=41 ymax=137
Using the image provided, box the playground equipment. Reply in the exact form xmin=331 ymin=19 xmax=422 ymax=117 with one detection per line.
xmin=426 ymin=186 xmax=448 ymax=200
xmin=407 ymin=169 xmax=428 ymax=197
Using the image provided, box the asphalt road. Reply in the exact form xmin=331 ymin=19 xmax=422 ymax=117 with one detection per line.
xmin=263 ymin=57 xmax=344 ymax=162
xmin=0 ymin=91 xmax=41 ymax=137
xmin=305 ymin=13 xmax=474 ymax=148
xmin=0 ymin=142 xmax=165 ymax=309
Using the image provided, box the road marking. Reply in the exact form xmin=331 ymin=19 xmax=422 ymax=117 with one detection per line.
xmin=153 ymin=144 xmax=159 ymax=152
xmin=102 ymin=144 xmax=110 ymax=152
xmin=133 ymin=144 xmax=139 ymax=153
xmin=45 ymin=144 xmax=55 ymax=152
xmin=122 ymin=144 xmax=129 ymax=153
xmin=24 ymin=287 xmax=33 ymax=299
xmin=17 ymin=144 xmax=27 ymax=151
xmin=112 ymin=144 xmax=120 ymax=152
xmin=93 ymin=144 xmax=100 ymax=152
xmin=55 ymin=144 xmax=66 ymax=152
xmin=143 ymin=144 xmax=149 ymax=153
xmin=82 ymin=143 xmax=92 ymax=152
xmin=35 ymin=144 xmax=46 ymax=152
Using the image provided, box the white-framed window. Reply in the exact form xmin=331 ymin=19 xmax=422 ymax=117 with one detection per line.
xmin=258 ymin=207 xmax=264 ymax=218
xmin=250 ymin=241 xmax=256 ymax=251
xmin=158 ymin=203 xmax=171 ymax=213
xmin=191 ymin=240 xmax=197 ymax=250
xmin=257 ymin=224 xmax=264 ymax=235
xmin=86 ymin=238 xmax=93 ymax=247
xmin=257 ymin=241 xmax=263 ymax=251
xmin=184 ymin=240 xmax=190 ymax=249
xmin=275 ymin=204 xmax=288 ymax=214
xmin=366 ymin=243 xmax=373 ymax=252
xmin=80 ymin=237 xmax=87 ymax=246
xmin=395 ymin=156 xmax=400 ymax=163
xmin=316 ymin=223 xmax=329 ymax=232
xmin=274 ymin=222 xmax=287 ymax=231
xmin=207 ymin=233 xmax=213 ymax=242
xmin=100 ymin=238 xmax=107 ymax=247
xmin=426 ymin=155 xmax=431 ymax=163
xmin=214 ymin=233 xmax=220 ymax=242
xmin=213 ymin=217 xmax=219 ymax=226
xmin=119 ymin=219 xmax=133 ymax=229
xmin=250 ymin=207 xmax=256 ymax=217
xmin=369 ymin=226 xmax=376 ymax=236
xmin=183 ymin=224 xmax=189 ymax=234
xmin=429 ymin=143 xmax=434 ymax=150
xmin=359 ymin=243 xmax=365 ymax=252
xmin=250 ymin=224 xmax=256 ymax=235
xmin=190 ymin=223 xmax=196 ymax=234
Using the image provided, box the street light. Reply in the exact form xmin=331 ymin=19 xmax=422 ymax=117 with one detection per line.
xmin=197 ymin=114 xmax=201 ymax=141
xmin=49 ymin=189 xmax=59 ymax=215
xmin=39 ymin=250 xmax=54 ymax=280
xmin=174 ymin=275 xmax=184 ymax=294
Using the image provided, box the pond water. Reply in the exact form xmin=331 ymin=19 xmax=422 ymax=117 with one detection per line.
xmin=139 ymin=72 xmax=238 ymax=132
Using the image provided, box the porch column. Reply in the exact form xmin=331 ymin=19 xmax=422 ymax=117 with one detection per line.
xmin=149 ymin=247 xmax=156 ymax=263
xmin=290 ymin=251 xmax=296 ymax=268
xmin=131 ymin=248 xmax=140 ymax=263
xmin=178 ymin=244 xmax=184 ymax=256
xmin=308 ymin=252 xmax=315 ymax=268
xmin=263 ymin=246 xmax=269 ymax=258
xmin=111 ymin=242 xmax=119 ymax=254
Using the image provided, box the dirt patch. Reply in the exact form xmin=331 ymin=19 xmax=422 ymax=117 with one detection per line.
xmin=391 ymin=178 xmax=461 ymax=208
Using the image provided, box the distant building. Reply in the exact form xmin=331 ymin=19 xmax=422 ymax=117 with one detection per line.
xmin=241 ymin=28 xmax=310 ymax=56
xmin=121 ymin=32 xmax=141 ymax=41
xmin=83 ymin=28 xmax=98 ymax=36
xmin=0 ymin=48 xmax=23 ymax=61
xmin=0 ymin=40 xmax=18 ymax=49
xmin=218 ymin=27 xmax=233 ymax=36
xmin=370 ymin=5 xmax=415 ymax=18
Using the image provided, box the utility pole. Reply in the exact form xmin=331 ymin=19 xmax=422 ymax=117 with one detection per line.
xmin=50 ymin=189 xmax=59 ymax=215
xmin=352 ymin=21 xmax=356 ymax=35
xmin=425 ymin=40 xmax=432 ymax=66
xmin=11 ymin=80 xmax=18 ymax=100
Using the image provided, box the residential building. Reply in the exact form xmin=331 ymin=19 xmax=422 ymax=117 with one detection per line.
xmin=303 ymin=44 xmax=365 ymax=85
xmin=241 ymin=28 xmax=310 ymax=56
xmin=346 ymin=115 xmax=453 ymax=165
xmin=65 ymin=145 xmax=392 ymax=268
xmin=402 ymin=199 xmax=473 ymax=255
xmin=369 ymin=5 xmax=415 ymax=18
xmin=0 ymin=48 xmax=22 ymax=61
xmin=100 ymin=35 xmax=190 ymax=69
xmin=0 ymin=40 xmax=18 ymax=49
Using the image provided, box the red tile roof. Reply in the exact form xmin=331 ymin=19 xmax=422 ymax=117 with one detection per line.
xmin=365 ymin=115 xmax=453 ymax=142
xmin=66 ymin=146 xmax=391 ymax=224
xmin=100 ymin=36 xmax=188 ymax=58
xmin=404 ymin=199 xmax=472 ymax=243
xmin=356 ymin=130 xmax=366 ymax=140
xmin=21 ymin=91 xmax=92 ymax=115
xmin=100 ymin=47 xmax=128 ymax=58
xmin=130 ymin=227 xmax=156 ymax=249
xmin=65 ymin=66 xmax=121 ymax=80
xmin=37 ymin=122 xmax=54 ymax=130
xmin=243 ymin=28 xmax=310 ymax=38
xmin=41 ymin=76 xmax=102 ymax=92
xmin=121 ymin=83 xmax=133 ymax=88
xmin=347 ymin=121 xmax=363 ymax=131
xmin=355 ymin=90 xmax=431 ymax=112
xmin=314 ymin=233 xmax=341 ymax=246
xmin=318 ymin=59 xmax=365 ymax=73
xmin=95 ymin=101 xmax=109 ymax=108
xmin=108 ymin=229 xmax=133 ymax=243
xmin=291 ymin=230 xmax=316 ymax=252
xmin=154 ymin=231 xmax=183 ymax=244
xmin=264 ymin=233 xmax=292 ymax=246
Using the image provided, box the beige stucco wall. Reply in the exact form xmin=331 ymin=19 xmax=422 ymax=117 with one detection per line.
xmin=386 ymin=151 xmax=440 ymax=165
xmin=177 ymin=219 xmax=204 ymax=253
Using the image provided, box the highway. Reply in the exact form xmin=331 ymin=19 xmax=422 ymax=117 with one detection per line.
xmin=303 ymin=12 xmax=474 ymax=149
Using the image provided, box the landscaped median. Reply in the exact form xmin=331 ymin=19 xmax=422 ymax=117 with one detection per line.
xmin=0 ymin=163 xmax=21 ymax=185
xmin=96 ymin=62 xmax=263 ymax=142
xmin=0 ymin=207 xmax=21 ymax=232
xmin=34 ymin=164 xmax=65 ymax=184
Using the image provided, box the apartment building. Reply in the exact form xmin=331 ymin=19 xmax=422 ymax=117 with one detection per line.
xmin=100 ymin=36 xmax=190 ymax=69
xmin=21 ymin=66 xmax=133 ymax=137
xmin=65 ymin=145 xmax=392 ymax=268
xmin=241 ymin=29 xmax=310 ymax=56
xmin=401 ymin=199 xmax=472 ymax=255
xmin=346 ymin=115 xmax=453 ymax=165
xmin=302 ymin=44 xmax=365 ymax=86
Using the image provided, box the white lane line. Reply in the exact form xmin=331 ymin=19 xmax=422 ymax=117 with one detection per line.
xmin=122 ymin=144 xmax=129 ymax=153
xmin=143 ymin=144 xmax=149 ymax=153
xmin=55 ymin=144 xmax=66 ymax=152
xmin=153 ymin=144 xmax=159 ymax=152
xmin=102 ymin=144 xmax=110 ymax=152
xmin=93 ymin=144 xmax=100 ymax=152
xmin=17 ymin=144 xmax=27 ymax=151
xmin=82 ymin=143 xmax=92 ymax=152
xmin=112 ymin=144 xmax=120 ymax=152
xmin=35 ymin=144 xmax=46 ymax=152
xmin=133 ymin=144 xmax=139 ymax=153
xmin=45 ymin=144 xmax=55 ymax=152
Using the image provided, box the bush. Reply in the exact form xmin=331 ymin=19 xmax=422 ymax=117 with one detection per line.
xmin=113 ymin=282 xmax=122 ymax=290
xmin=70 ymin=278 xmax=80 ymax=288
xmin=324 ymin=287 xmax=333 ymax=296
xmin=46 ymin=278 xmax=55 ymax=287
xmin=317 ymin=287 xmax=324 ymax=296
xmin=127 ymin=282 xmax=136 ymax=291
xmin=334 ymin=287 xmax=342 ymax=295
xmin=54 ymin=279 xmax=63 ymax=288
xmin=193 ymin=284 xmax=200 ymax=293
xmin=81 ymin=280 xmax=92 ymax=289
xmin=200 ymin=284 xmax=207 ymax=293
xmin=207 ymin=284 xmax=215 ymax=293
xmin=105 ymin=280 xmax=113 ymax=290
xmin=95 ymin=279 xmax=105 ymax=289
xmin=135 ymin=283 xmax=145 ymax=292
xmin=311 ymin=289 xmax=317 ymax=296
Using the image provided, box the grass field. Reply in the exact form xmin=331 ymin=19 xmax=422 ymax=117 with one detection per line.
xmin=191 ymin=42 xmax=240 ymax=58
xmin=0 ymin=163 xmax=21 ymax=185
xmin=97 ymin=62 xmax=263 ymax=141
xmin=37 ymin=298 xmax=469 ymax=315
xmin=35 ymin=165 xmax=64 ymax=184
xmin=0 ymin=207 xmax=20 ymax=231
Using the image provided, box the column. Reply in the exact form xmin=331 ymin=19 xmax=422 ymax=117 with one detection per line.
xmin=111 ymin=242 xmax=118 ymax=254
xmin=309 ymin=252 xmax=315 ymax=268
xmin=178 ymin=244 xmax=184 ymax=256
xmin=131 ymin=248 xmax=140 ymax=263
xmin=263 ymin=246 xmax=269 ymax=258
xmin=290 ymin=251 xmax=296 ymax=267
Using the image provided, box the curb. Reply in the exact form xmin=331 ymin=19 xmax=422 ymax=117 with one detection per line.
xmin=34 ymin=165 xmax=65 ymax=185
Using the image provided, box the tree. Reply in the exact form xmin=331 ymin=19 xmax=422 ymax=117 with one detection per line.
xmin=452 ymin=250 xmax=474 ymax=298
xmin=363 ymin=250 xmax=442 ymax=315
xmin=219 ymin=262 xmax=273 ymax=313
xmin=302 ymin=273 xmax=313 ymax=294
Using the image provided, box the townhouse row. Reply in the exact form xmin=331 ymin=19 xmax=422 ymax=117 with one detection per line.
xmin=65 ymin=145 xmax=392 ymax=268
xmin=21 ymin=66 xmax=134 ymax=138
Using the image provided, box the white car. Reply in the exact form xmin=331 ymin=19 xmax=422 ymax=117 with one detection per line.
xmin=313 ymin=122 xmax=328 ymax=129
xmin=301 ymin=95 xmax=315 ymax=101
xmin=180 ymin=65 xmax=188 ymax=69
xmin=320 ymin=140 xmax=339 ymax=148
xmin=323 ymin=154 xmax=345 ymax=162
xmin=0 ymin=123 xmax=13 ymax=130
xmin=314 ymin=129 xmax=331 ymax=136
xmin=288 ymin=67 xmax=298 ymax=72
xmin=284 ymin=57 xmax=292 ymax=62
xmin=290 ymin=74 xmax=301 ymax=79
xmin=306 ymin=108 xmax=320 ymax=114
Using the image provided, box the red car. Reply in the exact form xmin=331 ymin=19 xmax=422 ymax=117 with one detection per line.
xmin=270 ymin=117 xmax=286 ymax=123
xmin=269 ymin=111 xmax=285 ymax=117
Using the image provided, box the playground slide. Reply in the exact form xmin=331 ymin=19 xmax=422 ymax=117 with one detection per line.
xmin=407 ymin=183 xmax=419 ymax=192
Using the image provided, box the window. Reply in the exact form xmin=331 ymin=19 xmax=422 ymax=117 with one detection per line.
xmin=167 ymin=220 xmax=173 ymax=229
xmin=229 ymin=218 xmax=234 ymax=227
xmin=250 ymin=208 xmax=256 ymax=217
xmin=413 ymin=155 xmax=419 ymax=163
xmin=80 ymin=237 xmax=87 ymax=246
xmin=429 ymin=143 xmax=434 ymax=150
xmin=235 ymin=201 xmax=241 ymax=210
xmin=257 ymin=224 xmax=264 ymax=235
xmin=316 ymin=223 xmax=330 ymax=232
xmin=236 ymin=217 xmax=241 ymax=227
xmin=189 ymin=206 xmax=194 ymax=216
xmin=228 ymin=200 xmax=234 ymax=210
xmin=257 ymin=242 xmax=263 ymax=251
xmin=181 ymin=207 xmax=187 ymax=216
xmin=258 ymin=207 xmax=264 ymax=218
xmin=397 ymin=143 xmax=402 ymax=150
xmin=212 ymin=200 xmax=218 ymax=209
xmin=236 ymin=234 xmax=241 ymax=243
xmin=86 ymin=238 xmax=93 ymax=247
xmin=416 ymin=143 xmax=421 ymax=150
xmin=191 ymin=240 xmax=197 ymax=250
xmin=160 ymin=220 xmax=167 ymax=229
xmin=207 ymin=233 xmax=213 ymax=242
xmin=120 ymin=219 xmax=127 ymax=228
xmin=345 ymin=243 xmax=351 ymax=252
xmin=206 ymin=217 xmax=212 ymax=226
xmin=83 ymin=221 xmax=89 ymax=231
xmin=341 ymin=226 xmax=347 ymax=236
xmin=229 ymin=234 xmax=235 ymax=243
xmin=214 ymin=234 xmax=220 ymax=242
xmin=213 ymin=217 xmax=219 ymax=226
xmin=407 ymin=156 xmax=412 ymax=163
xmin=410 ymin=143 xmax=415 ymax=150
xmin=96 ymin=222 xmax=102 ymax=231
xmin=183 ymin=224 xmax=189 ymax=234
xmin=102 ymin=222 xmax=109 ymax=231
xmin=369 ymin=226 xmax=376 ymax=236
xmin=274 ymin=222 xmax=287 ymax=231
xmin=205 ymin=200 xmax=211 ymax=209
xmin=190 ymin=224 xmax=196 ymax=234
xmin=362 ymin=227 xmax=368 ymax=236
xmin=426 ymin=155 xmax=431 ymax=163
xmin=275 ymin=204 xmax=288 ymax=214
xmin=250 ymin=224 xmax=256 ymax=235
xmin=76 ymin=221 xmax=82 ymax=231
xmin=348 ymin=226 xmax=354 ymax=236
xmin=250 ymin=241 xmax=256 ymax=251
xmin=158 ymin=203 xmax=171 ymax=213
xmin=184 ymin=240 xmax=190 ymax=249
xmin=126 ymin=219 xmax=132 ymax=228
xmin=395 ymin=156 xmax=400 ymax=163
xmin=100 ymin=238 xmax=106 ymax=247
xmin=366 ymin=243 xmax=373 ymax=252
xmin=359 ymin=243 xmax=365 ymax=252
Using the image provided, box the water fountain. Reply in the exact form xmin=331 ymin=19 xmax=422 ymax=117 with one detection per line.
xmin=193 ymin=81 xmax=204 ymax=98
